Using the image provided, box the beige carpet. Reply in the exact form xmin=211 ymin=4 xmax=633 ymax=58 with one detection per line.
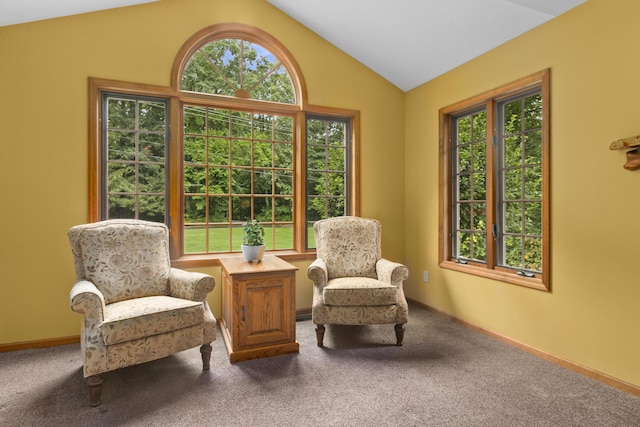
xmin=1 ymin=304 xmax=639 ymax=426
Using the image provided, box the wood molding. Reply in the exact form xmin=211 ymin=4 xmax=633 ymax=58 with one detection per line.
xmin=407 ymin=298 xmax=640 ymax=398
xmin=0 ymin=336 xmax=80 ymax=353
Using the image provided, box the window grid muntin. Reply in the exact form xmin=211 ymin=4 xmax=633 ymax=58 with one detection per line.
xmin=183 ymin=104 xmax=295 ymax=254
xmin=305 ymin=116 xmax=351 ymax=249
xmin=101 ymin=93 xmax=168 ymax=222
xmin=181 ymin=38 xmax=295 ymax=104
xmin=452 ymin=109 xmax=487 ymax=264
xmin=497 ymin=90 xmax=543 ymax=273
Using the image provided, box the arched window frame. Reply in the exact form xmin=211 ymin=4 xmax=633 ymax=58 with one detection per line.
xmin=88 ymin=24 xmax=359 ymax=267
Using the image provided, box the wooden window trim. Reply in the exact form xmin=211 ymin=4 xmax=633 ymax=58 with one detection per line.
xmin=438 ymin=69 xmax=550 ymax=291
xmin=88 ymin=25 xmax=360 ymax=268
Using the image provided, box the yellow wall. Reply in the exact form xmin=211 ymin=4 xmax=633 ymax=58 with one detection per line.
xmin=0 ymin=0 xmax=405 ymax=343
xmin=404 ymin=0 xmax=640 ymax=388
xmin=3 ymin=0 xmax=640 ymax=392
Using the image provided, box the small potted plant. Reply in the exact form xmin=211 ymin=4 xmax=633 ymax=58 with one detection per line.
xmin=241 ymin=219 xmax=265 ymax=262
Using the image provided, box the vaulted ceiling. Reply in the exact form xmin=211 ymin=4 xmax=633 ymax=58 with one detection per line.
xmin=0 ymin=0 xmax=587 ymax=91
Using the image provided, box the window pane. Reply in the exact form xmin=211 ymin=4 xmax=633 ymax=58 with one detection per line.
xmin=184 ymin=137 xmax=206 ymax=164
xmin=108 ymin=131 xmax=135 ymax=161
xmin=524 ymin=94 xmax=542 ymax=131
xmin=504 ymin=235 xmax=523 ymax=268
xmin=139 ymin=164 xmax=165 ymax=193
xmin=209 ymin=138 xmax=229 ymax=166
xmin=208 ymin=196 xmax=229 ymax=222
xmin=208 ymin=225 xmax=231 ymax=252
xmin=472 ymin=203 xmax=486 ymax=230
xmin=472 ymin=112 xmax=486 ymax=141
xmin=473 ymin=232 xmax=486 ymax=262
xmin=504 ymin=169 xmax=522 ymax=200
xmin=181 ymin=39 xmax=296 ymax=104
xmin=184 ymin=224 xmax=207 ymax=254
xmin=459 ymin=203 xmax=471 ymax=230
xmin=505 ymin=136 xmax=522 ymax=168
xmin=274 ymin=142 xmax=293 ymax=168
xmin=275 ymin=117 xmax=293 ymax=142
xmin=307 ymin=171 xmax=325 ymax=197
xmin=208 ymin=167 xmax=229 ymax=194
xmin=254 ymin=169 xmax=273 ymax=194
xmin=472 ymin=173 xmax=486 ymax=200
xmin=274 ymin=197 xmax=293 ymax=221
xmin=524 ymin=131 xmax=542 ymax=164
xmin=458 ymin=174 xmax=471 ymax=201
xmin=107 ymin=163 xmax=135 ymax=193
xmin=108 ymin=195 xmax=135 ymax=218
xmin=457 ymin=116 xmax=471 ymax=143
xmin=253 ymin=114 xmax=273 ymax=140
xmin=458 ymin=232 xmax=471 ymax=259
xmin=275 ymin=170 xmax=293 ymax=195
xmin=139 ymin=133 xmax=165 ymax=162
xmin=458 ymin=144 xmax=471 ymax=173
xmin=208 ymin=109 xmax=230 ymax=136
xmin=184 ymin=165 xmax=206 ymax=193
xmin=524 ymin=202 xmax=542 ymax=235
xmin=232 ymin=140 xmax=251 ymax=166
xmin=184 ymin=106 xmax=206 ymax=135
xmin=184 ymin=195 xmax=206 ymax=223
xmin=274 ymin=224 xmax=294 ymax=250
xmin=254 ymin=196 xmax=272 ymax=220
xmin=254 ymin=141 xmax=273 ymax=167
xmin=104 ymin=95 xmax=168 ymax=221
xmin=231 ymin=111 xmax=252 ymax=138
xmin=139 ymin=101 xmax=166 ymax=132
xmin=472 ymin=143 xmax=485 ymax=171
xmin=504 ymin=202 xmax=522 ymax=234
xmin=524 ymin=166 xmax=542 ymax=199
xmin=138 ymin=195 xmax=164 ymax=222
xmin=232 ymin=168 xmax=251 ymax=194
xmin=524 ymin=237 xmax=542 ymax=272
xmin=232 ymin=196 xmax=252 ymax=221
xmin=107 ymin=99 xmax=135 ymax=129
xmin=503 ymin=101 xmax=522 ymax=135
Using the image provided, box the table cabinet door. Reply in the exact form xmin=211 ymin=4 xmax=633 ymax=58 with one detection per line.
xmin=236 ymin=274 xmax=293 ymax=349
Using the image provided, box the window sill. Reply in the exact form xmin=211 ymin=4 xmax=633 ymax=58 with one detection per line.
xmin=439 ymin=260 xmax=549 ymax=291
xmin=171 ymin=250 xmax=317 ymax=269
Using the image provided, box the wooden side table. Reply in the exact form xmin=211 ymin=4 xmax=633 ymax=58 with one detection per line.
xmin=219 ymin=255 xmax=299 ymax=363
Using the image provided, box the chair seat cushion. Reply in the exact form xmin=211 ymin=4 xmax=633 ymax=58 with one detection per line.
xmin=101 ymin=296 xmax=204 ymax=345
xmin=323 ymin=277 xmax=398 ymax=307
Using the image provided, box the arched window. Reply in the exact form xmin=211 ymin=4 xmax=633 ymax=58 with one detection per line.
xmin=181 ymin=38 xmax=295 ymax=103
xmin=90 ymin=24 xmax=358 ymax=266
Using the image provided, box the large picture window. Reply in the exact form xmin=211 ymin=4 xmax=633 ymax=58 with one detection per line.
xmin=89 ymin=23 xmax=359 ymax=266
xmin=439 ymin=69 xmax=550 ymax=290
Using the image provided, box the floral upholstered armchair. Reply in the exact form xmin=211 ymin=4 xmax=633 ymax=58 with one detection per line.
xmin=68 ymin=219 xmax=216 ymax=406
xmin=307 ymin=216 xmax=409 ymax=347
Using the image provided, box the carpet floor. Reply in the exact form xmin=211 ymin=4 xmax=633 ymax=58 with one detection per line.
xmin=1 ymin=304 xmax=639 ymax=426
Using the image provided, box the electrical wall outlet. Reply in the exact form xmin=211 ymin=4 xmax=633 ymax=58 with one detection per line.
xmin=423 ymin=271 xmax=429 ymax=283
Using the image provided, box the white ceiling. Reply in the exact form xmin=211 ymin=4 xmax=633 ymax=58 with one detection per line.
xmin=0 ymin=0 xmax=586 ymax=91
xmin=0 ymin=0 xmax=157 ymax=27
xmin=268 ymin=0 xmax=587 ymax=91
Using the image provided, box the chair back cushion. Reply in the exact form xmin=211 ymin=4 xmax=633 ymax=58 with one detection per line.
xmin=68 ymin=220 xmax=171 ymax=304
xmin=313 ymin=216 xmax=381 ymax=280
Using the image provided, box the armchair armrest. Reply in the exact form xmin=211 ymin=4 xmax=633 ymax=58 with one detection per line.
xmin=307 ymin=258 xmax=328 ymax=289
xmin=376 ymin=258 xmax=409 ymax=288
xmin=70 ymin=280 xmax=105 ymax=323
xmin=169 ymin=268 xmax=215 ymax=302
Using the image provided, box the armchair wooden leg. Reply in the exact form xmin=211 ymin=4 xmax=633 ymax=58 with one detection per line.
xmin=395 ymin=324 xmax=405 ymax=346
xmin=87 ymin=375 xmax=103 ymax=407
xmin=200 ymin=343 xmax=212 ymax=370
xmin=315 ymin=324 xmax=325 ymax=347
